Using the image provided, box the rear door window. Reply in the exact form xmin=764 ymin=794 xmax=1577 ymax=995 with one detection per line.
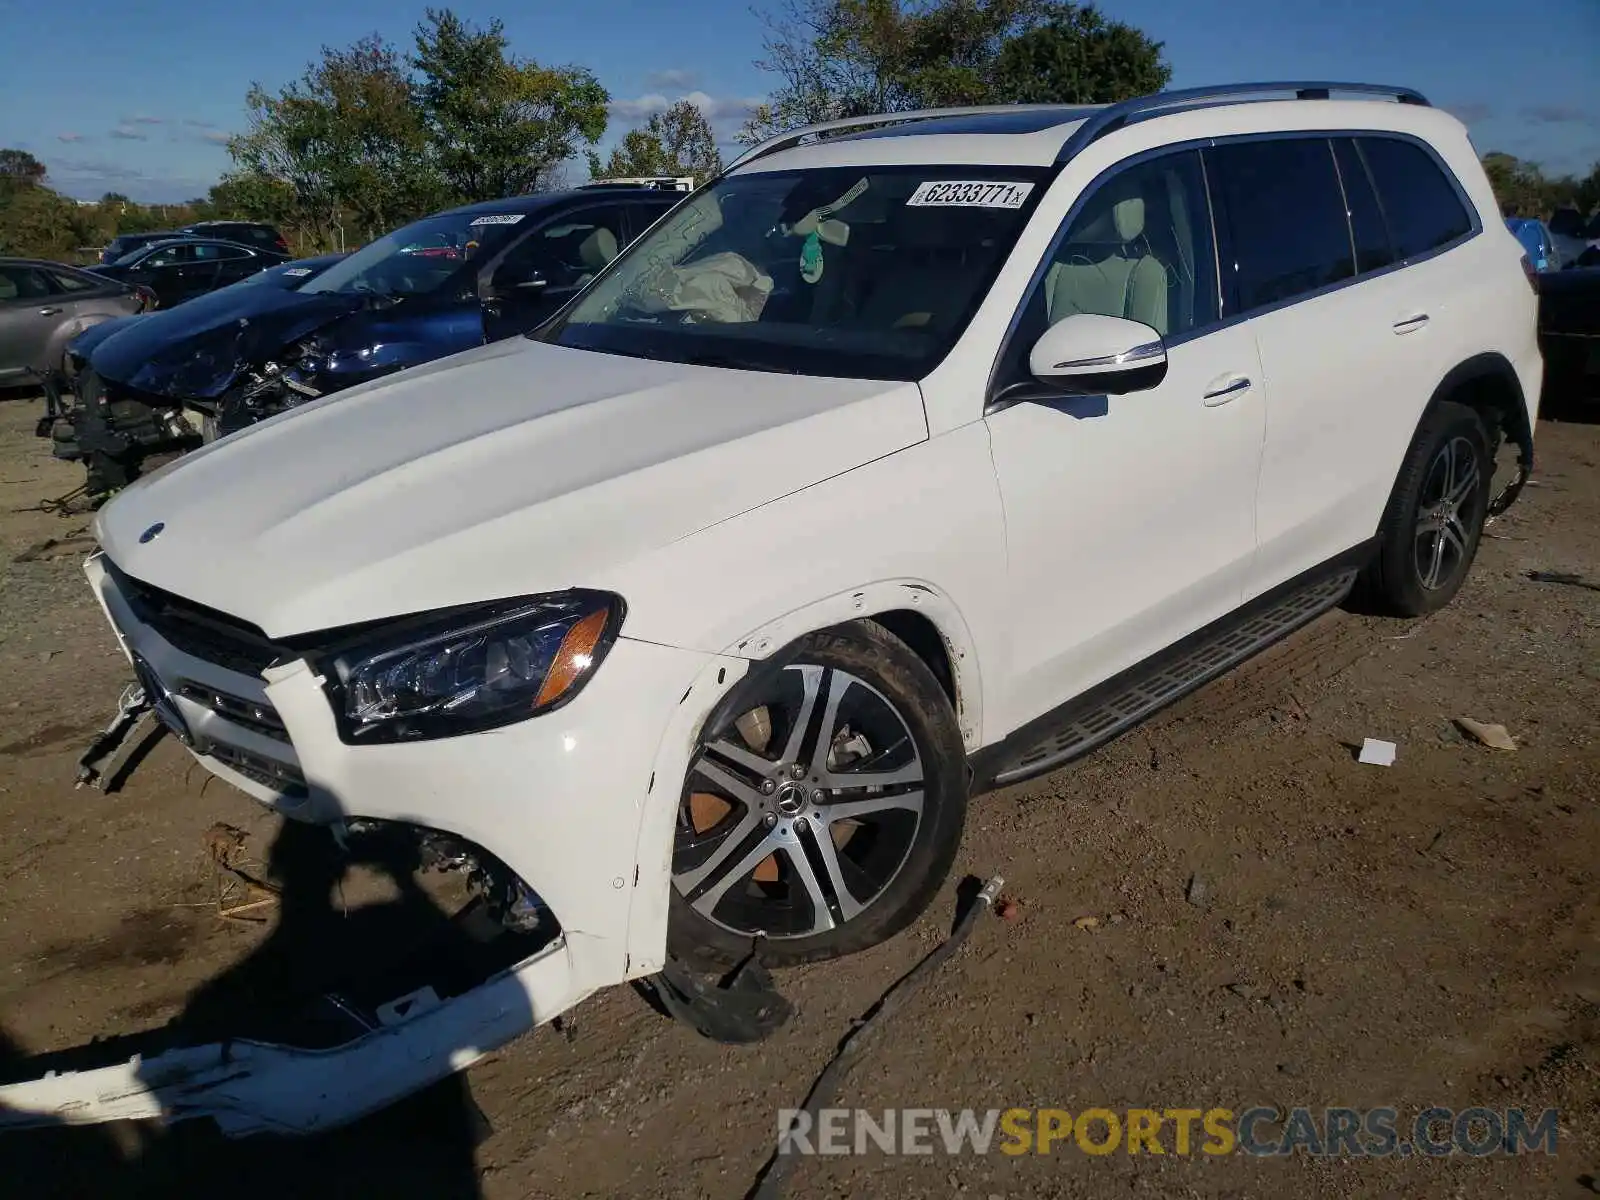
xmin=1208 ymin=137 xmax=1354 ymax=313
xmin=1332 ymin=139 xmax=1395 ymax=274
xmin=1357 ymin=137 xmax=1473 ymax=259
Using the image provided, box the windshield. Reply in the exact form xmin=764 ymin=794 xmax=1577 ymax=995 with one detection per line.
xmin=300 ymin=209 xmax=528 ymax=298
xmin=544 ymin=165 xmax=1049 ymax=379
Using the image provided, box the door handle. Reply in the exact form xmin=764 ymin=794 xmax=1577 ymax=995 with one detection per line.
xmin=1392 ymin=313 xmax=1429 ymax=334
xmin=37 ymin=306 xmax=63 ymax=316
xmin=1201 ymin=375 xmax=1252 ymax=406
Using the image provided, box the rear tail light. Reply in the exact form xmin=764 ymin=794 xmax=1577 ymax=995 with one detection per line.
xmin=135 ymin=285 xmax=159 ymax=311
xmin=275 ymin=236 xmax=289 ymax=253
xmin=1519 ymin=253 xmax=1538 ymax=295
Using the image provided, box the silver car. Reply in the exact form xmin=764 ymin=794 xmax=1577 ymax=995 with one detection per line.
xmin=0 ymin=258 xmax=149 ymax=385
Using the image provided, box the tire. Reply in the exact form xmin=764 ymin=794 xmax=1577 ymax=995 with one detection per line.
xmin=1358 ymin=401 xmax=1492 ymax=617
xmin=667 ymin=620 xmax=968 ymax=969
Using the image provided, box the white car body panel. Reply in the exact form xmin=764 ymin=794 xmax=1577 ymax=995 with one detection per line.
xmin=94 ymin=337 xmax=927 ymax=636
xmin=983 ymin=326 xmax=1266 ymax=731
xmin=5 ymin=90 xmax=1541 ymax=1136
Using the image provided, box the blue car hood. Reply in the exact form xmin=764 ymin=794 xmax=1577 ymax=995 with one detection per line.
xmin=89 ymin=287 xmax=367 ymax=399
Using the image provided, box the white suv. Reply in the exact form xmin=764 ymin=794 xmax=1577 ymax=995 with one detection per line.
xmin=35 ymin=83 xmax=1542 ymax=1129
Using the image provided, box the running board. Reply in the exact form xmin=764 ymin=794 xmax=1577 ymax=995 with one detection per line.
xmin=973 ymin=567 xmax=1359 ymax=790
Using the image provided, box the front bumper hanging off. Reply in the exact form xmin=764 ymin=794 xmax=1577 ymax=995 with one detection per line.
xmin=0 ymin=553 xmax=753 ymax=1136
xmin=0 ymin=936 xmax=578 ymax=1136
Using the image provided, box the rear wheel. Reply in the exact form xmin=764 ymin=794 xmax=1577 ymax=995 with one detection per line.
xmin=667 ymin=621 xmax=967 ymax=969
xmin=1358 ymin=401 xmax=1492 ymax=616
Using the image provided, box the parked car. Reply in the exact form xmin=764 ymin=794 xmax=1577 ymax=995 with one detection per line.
xmin=1537 ymin=264 xmax=1600 ymax=405
xmin=181 ymin=220 xmax=291 ymax=256
xmin=1 ymin=83 xmax=1542 ymax=1133
xmin=1547 ymin=207 xmax=1591 ymax=268
xmin=66 ymin=186 xmax=681 ymax=494
xmin=1507 ymin=217 xmax=1561 ymax=271
xmin=91 ymin=237 xmax=289 ymax=308
xmin=49 ymin=254 xmax=349 ymax=488
xmin=63 ymin=252 xmax=349 ymax=374
xmin=100 ymin=230 xmax=190 ymax=265
xmin=0 ymin=258 xmax=151 ymax=385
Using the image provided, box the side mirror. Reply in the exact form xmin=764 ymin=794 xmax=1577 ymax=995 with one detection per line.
xmin=1028 ymin=314 xmax=1168 ymax=396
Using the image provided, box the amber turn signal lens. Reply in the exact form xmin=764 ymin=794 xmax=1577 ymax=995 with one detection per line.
xmin=534 ymin=608 xmax=611 ymax=708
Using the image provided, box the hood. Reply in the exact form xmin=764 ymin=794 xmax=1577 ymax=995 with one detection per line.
xmin=89 ymin=286 xmax=366 ymax=399
xmin=94 ymin=338 xmax=928 ymax=637
xmin=69 ymin=314 xmax=143 ymax=361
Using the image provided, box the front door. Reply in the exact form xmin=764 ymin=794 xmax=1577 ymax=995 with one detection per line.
xmin=984 ymin=149 xmax=1265 ymax=729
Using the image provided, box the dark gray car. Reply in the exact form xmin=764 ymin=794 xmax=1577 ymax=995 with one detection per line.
xmin=0 ymin=259 xmax=148 ymax=384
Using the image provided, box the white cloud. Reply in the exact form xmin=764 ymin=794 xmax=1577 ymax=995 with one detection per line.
xmin=643 ymin=68 xmax=700 ymax=91
xmin=109 ymin=125 xmax=149 ymax=141
xmin=56 ymin=132 xmax=86 ymax=143
xmin=607 ymin=91 xmax=764 ymax=138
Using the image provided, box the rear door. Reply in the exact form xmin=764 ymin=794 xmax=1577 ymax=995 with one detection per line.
xmin=210 ymin=244 xmax=263 ymax=288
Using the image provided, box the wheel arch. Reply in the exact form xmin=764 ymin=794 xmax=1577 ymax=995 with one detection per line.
xmin=1424 ymin=352 xmax=1534 ymax=515
xmin=719 ymin=581 xmax=984 ymax=753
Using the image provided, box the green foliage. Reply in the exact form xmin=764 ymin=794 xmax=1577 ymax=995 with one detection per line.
xmin=587 ymin=100 xmax=723 ymax=180
xmin=1483 ymin=151 xmax=1600 ymax=221
xmin=738 ymin=0 xmax=1169 ymax=143
xmin=0 ymin=149 xmax=48 ymax=189
xmin=212 ymin=8 xmax=609 ymax=253
xmin=411 ymin=9 xmax=609 ymax=200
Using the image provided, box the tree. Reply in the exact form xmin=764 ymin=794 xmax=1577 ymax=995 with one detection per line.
xmin=587 ymin=100 xmax=723 ymax=180
xmin=737 ymin=0 xmax=1170 ymax=144
xmin=410 ymin=8 xmax=609 ymax=200
xmin=229 ymin=36 xmax=440 ymax=246
xmin=989 ymin=5 xmax=1169 ymax=104
xmin=0 ymin=148 xmax=47 ymax=194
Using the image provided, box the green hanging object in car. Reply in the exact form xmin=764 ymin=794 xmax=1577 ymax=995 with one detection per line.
xmin=800 ymin=229 xmax=824 ymax=284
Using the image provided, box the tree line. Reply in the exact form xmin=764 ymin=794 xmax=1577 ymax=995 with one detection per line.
xmin=2 ymin=0 xmax=1596 ymax=264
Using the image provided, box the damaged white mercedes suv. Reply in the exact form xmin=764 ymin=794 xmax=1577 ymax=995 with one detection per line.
xmin=10 ymin=82 xmax=1540 ymax=1133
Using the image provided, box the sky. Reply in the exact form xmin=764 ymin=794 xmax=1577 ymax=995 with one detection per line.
xmin=0 ymin=0 xmax=1595 ymax=203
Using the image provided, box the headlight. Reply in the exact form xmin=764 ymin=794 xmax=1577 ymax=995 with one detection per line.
xmin=324 ymin=591 xmax=623 ymax=744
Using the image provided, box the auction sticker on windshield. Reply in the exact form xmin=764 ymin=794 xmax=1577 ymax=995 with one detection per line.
xmin=470 ymin=214 xmax=526 ymax=226
xmin=907 ymin=181 xmax=1035 ymax=209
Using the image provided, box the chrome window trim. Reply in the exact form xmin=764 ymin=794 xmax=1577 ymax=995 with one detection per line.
xmin=984 ymin=127 xmax=1482 ymax=404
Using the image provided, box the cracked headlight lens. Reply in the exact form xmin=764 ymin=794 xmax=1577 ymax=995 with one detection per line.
xmin=326 ymin=591 xmax=623 ymax=743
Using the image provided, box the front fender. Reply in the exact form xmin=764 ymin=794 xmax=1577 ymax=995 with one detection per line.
xmin=595 ymin=421 xmax=1009 ymax=749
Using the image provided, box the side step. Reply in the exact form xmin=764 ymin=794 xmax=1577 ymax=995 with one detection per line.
xmin=976 ymin=568 xmax=1359 ymax=790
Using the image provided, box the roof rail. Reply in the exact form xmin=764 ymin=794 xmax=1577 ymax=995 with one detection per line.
xmin=726 ymin=103 xmax=1099 ymax=172
xmin=1056 ymin=81 xmax=1429 ymax=162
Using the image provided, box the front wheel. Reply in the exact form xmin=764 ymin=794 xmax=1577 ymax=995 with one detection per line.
xmin=667 ymin=620 xmax=968 ymax=969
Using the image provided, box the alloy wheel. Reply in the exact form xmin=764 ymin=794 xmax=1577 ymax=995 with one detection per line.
xmin=673 ymin=663 xmax=926 ymax=941
xmin=1413 ymin=434 xmax=1480 ymax=591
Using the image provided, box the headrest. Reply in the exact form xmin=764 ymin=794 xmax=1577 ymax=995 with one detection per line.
xmin=1113 ymin=195 xmax=1145 ymax=241
xmin=579 ymin=227 xmax=618 ymax=269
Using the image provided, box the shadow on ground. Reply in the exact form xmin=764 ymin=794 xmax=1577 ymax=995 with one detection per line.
xmin=0 ymin=818 xmax=503 ymax=1200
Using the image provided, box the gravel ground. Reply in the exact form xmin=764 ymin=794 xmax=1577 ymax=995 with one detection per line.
xmin=0 ymin=389 xmax=1595 ymax=1199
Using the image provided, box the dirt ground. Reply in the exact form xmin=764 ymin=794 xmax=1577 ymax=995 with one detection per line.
xmin=0 ymin=388 xmax=1595 ymax=1199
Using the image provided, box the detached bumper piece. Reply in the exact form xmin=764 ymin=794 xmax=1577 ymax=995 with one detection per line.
xmin=0 ymin=937 xmax=568 ymax=1137
xmin=0 ymin=822 xmax=575 ymax=1137
xmin=0 ymin=921 xmax=573 ymax=1138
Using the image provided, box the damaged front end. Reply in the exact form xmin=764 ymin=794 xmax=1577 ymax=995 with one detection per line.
xmin=48 ymin=290 xmax=367 ymax=500
xmin=0 ymin=820 xmax=576 ymax=1137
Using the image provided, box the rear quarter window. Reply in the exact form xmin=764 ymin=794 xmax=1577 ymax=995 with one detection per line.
xmin=1357 ymin=137 xmax=1474 ymax=260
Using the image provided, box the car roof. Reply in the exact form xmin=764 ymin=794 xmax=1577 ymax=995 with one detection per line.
xmin=730 ymin=84 xmax=1447 ymax=175
xmin=133 ymin=237 xmax=270 ymax=253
